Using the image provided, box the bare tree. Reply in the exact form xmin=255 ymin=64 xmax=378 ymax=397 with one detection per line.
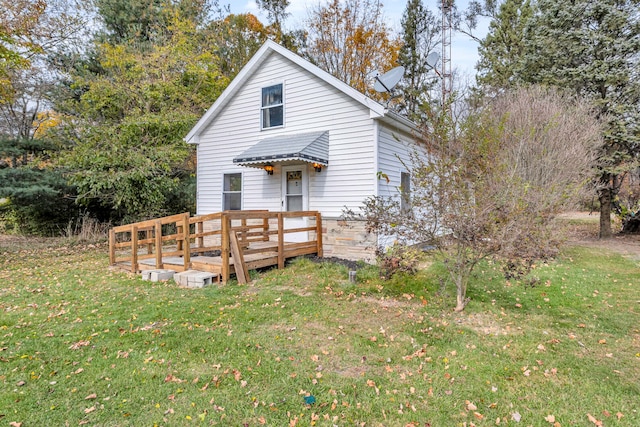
xmin=354 ymin=86 xmax=601 ymax=311
xmin=305 ymin=0 xmax=399 ymax=96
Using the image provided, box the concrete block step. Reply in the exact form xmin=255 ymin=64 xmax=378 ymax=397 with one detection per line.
xmin=141 ymin=269 xmax=176 ymax=282
xmin=174 ymin=270 xmax=218 ymax=288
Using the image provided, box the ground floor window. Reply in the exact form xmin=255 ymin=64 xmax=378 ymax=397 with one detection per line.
xmin=223 ymin=173 xmax=241 ymax=210
xmin=401 ymin=172 xmax=411 ymax=213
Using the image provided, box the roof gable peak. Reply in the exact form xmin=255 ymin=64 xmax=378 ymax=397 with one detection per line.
xmin=185 ymin=40 xmax=388 ymax=143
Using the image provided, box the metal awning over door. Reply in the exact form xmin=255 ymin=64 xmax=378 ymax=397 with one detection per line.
xmin=233 ymin=131 xmax=329 ymax=168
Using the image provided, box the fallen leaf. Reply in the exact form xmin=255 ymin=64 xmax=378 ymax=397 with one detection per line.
xmin=616 ymin=412 xmax=624 ymax=420
xmin=512 ymin=412 xmax=521 ymax=422
xmin=587 ymin=413 xmax=602 ymax=426
xmin=84 ymin=406 xmax=96 ymax=414
xmin=545 ymin=414 xmax=555 ymax=423
xmin=85 ymin=393 xmax=97 ymax=400
xmin=69 ymin=340 xmax=90 ymax=350
xmin=474 ymin=412 xmax=484 ymax=420
xmin=9 ymin=422 xmax=22 ymax=427
xmin=466 ymin=401 xmax=478 ymax=411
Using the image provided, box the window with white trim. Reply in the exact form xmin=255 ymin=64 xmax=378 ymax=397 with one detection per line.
xmin=400 ymin=172 xmax=411 ymax=214
xmin=261 ymin=83 xmax=283 ymax=129
xmin=222 ymin=173 xmax=241 ymax=210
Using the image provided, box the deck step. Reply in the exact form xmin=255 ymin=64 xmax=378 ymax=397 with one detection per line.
xmin=174 ymin=270 xmax=219 ymax=288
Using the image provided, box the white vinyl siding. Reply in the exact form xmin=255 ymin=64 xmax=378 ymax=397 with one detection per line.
xmin=377 ymin=125 xmax=415 ymax=200
xmin=196 ymin=53 xmax=377 ymax=217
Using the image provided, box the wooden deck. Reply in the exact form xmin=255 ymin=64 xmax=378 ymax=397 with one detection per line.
xmin=109 ymin=211 xmax=323 ymax=284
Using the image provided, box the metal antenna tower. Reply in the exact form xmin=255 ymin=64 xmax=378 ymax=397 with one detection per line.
xmin=441 ymin=0 xmax=453 ymax=113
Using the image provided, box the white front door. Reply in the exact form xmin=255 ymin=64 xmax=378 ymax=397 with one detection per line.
xmin=281 ymin=165 xmax=308 ymax=242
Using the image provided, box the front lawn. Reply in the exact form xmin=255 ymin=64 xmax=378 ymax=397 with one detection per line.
xmin=0 ymin=235 xmax=638 ymax=426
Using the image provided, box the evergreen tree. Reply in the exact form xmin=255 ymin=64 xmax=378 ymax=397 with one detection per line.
xmin=518 ymin=0 xmax=640 ymax=237
xmin=397 ymin=0 xmax=440 ymax=120
xmin=475 ymin=0 xmax=533 ymax=91
xmin=92 ymin=0 xmax=211 ymax=47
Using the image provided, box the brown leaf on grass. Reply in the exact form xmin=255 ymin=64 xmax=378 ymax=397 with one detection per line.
xmin=616 ymin=412 xmax=624 ymax=420
xmin=466 ymin=401 xmax=478 ymax=411
xmin=473 ymin=411 xmax=484 ymax=420
xmin=9 ymin=422 xmax=22 ymax=427
xmin=164 ymin=374 xmax=185 ymax=383
xmin=84 ymin=393 xmax=97 ymax=400
xmin=545 ymin=414 xmax=555 ymax=423
xmin=587 ymin=413 xmax=602 ymax=426
xmin=69 ymin=340 xmax=90 ymax=350
xmin=233 ymin=369 xmax=241 ymax=381
xmin=84 ymin=406 xmax=95 ymax=414
xmin=73 ymin=368 xmax=84 ymax=375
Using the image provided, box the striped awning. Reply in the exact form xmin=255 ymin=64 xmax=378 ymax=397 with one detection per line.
xmin=233 ymin=131 xmax=329 ymax=168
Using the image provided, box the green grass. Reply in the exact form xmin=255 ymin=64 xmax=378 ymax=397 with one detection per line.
xmin=0 ymin=237 xmax=638 ymax=426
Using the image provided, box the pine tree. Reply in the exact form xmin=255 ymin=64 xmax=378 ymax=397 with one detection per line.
xmin=475 ymin=0 xmax=533 ymax=91
xmin=397 ymin=0 xmax=440 ymax=120
xmin=518 ymin=0 xmax=640 ymax=237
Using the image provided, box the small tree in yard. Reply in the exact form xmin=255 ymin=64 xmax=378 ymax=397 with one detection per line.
xmin=357 ymin=86 xmax=601 ymax=311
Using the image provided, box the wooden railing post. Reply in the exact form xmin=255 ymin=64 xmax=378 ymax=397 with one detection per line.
xmin=131 ymin=225 xmax=139 ymax=273
xmin=263 ymin=217 xmax=269 ymax=241
xmin=108 ymin=229 xmax=115 ymax=265
xmin=316 ymin=212 xmax=323 ymax=257
xmin=277 ymin=213 xmax=284 ymax=269
xmin=182 ymin=212 xmax=190 ymax=270
xmin=221 ymin=213 xmax=230 ymax=284
xmin=196 ymin=220 xmax=204 ymax=248
xmin=155 ymin=220 xmax=162 ymax=268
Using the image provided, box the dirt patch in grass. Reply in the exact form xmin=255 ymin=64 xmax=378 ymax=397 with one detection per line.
xmin=453 ymin=312 xmax=514 ymax=336
xmin=558 ymin=211 xmax=640 ymax=260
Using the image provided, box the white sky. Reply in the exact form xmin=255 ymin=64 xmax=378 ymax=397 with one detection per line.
xmin=227 ymin=0 xmax=490 ymax=80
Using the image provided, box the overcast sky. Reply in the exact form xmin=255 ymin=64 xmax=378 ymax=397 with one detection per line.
xmin=228 ymin=0 xmax=490 ymax=80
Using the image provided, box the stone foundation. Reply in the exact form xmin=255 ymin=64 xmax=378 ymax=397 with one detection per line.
xmin=321 ymin=218 xmax=376 ymax=263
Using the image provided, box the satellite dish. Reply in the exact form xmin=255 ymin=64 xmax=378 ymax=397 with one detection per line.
xmin=373 ymin=66 xmax=405 ymax=93
xmin=426 ymin=52 xmax=440 ymax=69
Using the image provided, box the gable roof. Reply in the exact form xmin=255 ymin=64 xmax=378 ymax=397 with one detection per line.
xmin=184 ymin=40 xmax=416 ymax=143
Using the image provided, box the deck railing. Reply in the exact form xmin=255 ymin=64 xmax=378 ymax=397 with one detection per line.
xmin=109 ymin=210 xmax=323 ymax=283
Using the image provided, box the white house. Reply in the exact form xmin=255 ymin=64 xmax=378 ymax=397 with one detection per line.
xmin=184 ymin=40 xmax=419 ymax=261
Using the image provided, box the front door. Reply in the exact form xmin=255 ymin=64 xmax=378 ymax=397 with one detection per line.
xmin=281 ymin=165 xmax=308 ymax=242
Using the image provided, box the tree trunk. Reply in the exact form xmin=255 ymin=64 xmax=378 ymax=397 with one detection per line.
xmin=598 ymin=186 xmax=613 ymax=238
xmin=454 ymin=278 xmax=468 ymax=312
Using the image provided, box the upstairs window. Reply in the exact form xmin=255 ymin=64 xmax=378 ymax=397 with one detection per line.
xmin=223 ymin=173 xmax=242 ymax=210
xmin=261 ymin=83 xmax=283 ymax=129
